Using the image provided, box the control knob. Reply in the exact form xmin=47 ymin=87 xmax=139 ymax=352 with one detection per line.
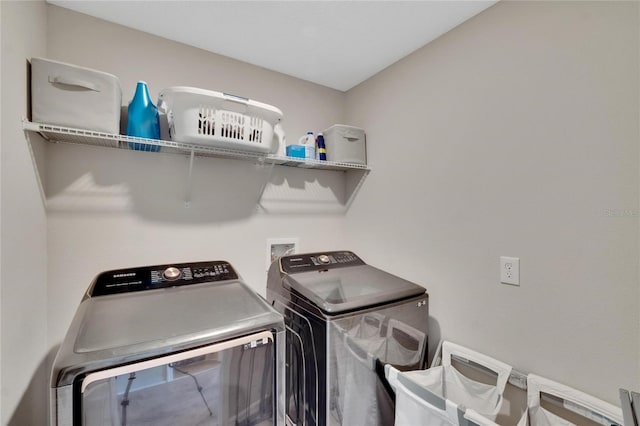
xmin=163 ymin=267 xmax=181 ymax=281
xmin=318 ymin=254 xmax=331 ymax=264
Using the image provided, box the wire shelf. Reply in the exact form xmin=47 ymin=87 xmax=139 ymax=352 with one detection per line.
xmin=22 ymin=121 xmax=370 ymax=172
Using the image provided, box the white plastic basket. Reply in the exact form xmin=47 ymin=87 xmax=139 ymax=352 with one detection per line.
xmin=158 ymin=87 xmax=284 ymax=154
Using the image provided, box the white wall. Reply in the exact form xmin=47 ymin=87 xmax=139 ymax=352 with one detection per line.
xmin=44 ymin=5 xmax=353 ymax=351
xmin=1 ymin=4 xmax=4 ymax=420
xmin=3 ymin=1 xmax=639 ymax=421
xmin=344 ymin=1 xmax=639 ymax=404
xmin=0 ymin=1 xmax=49 ymax=424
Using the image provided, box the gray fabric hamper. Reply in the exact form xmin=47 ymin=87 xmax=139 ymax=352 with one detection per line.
xmin=31 ymin=57 xmax=122 ymax=137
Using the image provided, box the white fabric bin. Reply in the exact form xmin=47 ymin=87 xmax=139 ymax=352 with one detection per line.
xmin=31 ymin=58 xmax=122 ymax=136
xmin=516 ymin=374 xmax=623 ymax=426
xmin=322 ymin=124 xmax=366 ymax=165
xmin=385 ymin=341 xmax=512 ymax=426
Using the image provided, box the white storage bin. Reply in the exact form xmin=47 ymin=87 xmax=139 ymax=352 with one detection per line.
xmin=323 ymin=124 xmax=366 ymax=165
xmin=516 ymin=374 xmax=623 ymax=426
xmin=31 ymin=58 xmax=122 ymax=137
xmin=158 ymin=87 xmax=284 ymax=154
xmin=385 ymin=341 xmax=513 ymax=426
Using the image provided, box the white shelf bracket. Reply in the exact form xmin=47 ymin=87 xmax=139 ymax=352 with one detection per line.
xmin=22 ymin=119 xmax=48 ymax=207
xmin=344 ymin=168 xmax=370 ymax=210
xmin=185 ymin=149 xmax=195 ymax=208
xmin=255 ymin=156 xmax=276 ymax=205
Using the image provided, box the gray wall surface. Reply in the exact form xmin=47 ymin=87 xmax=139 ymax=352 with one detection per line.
xmin=344 ymin=0 xmax=639 ymax=404
xmin=1 ymin=1 xmax=638 ymax=424
xmin=1 ymin=1 xmax=49 ymax=424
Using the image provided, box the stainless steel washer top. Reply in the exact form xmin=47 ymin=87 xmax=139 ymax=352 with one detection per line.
xmin=274 ymin=251 xmax=426 ymax=314
xmin=53 ymin=261 xmax=284 ymax=388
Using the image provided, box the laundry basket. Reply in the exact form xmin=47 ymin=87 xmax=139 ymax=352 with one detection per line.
xmin=385 ymin=341 xmax=513 ymax=426
xmin=384 ymin=318 xmax=426 ymax=368
xmin=337 ymin=314 xmax=426 ymax=369
xmin=516 ymin=374 xmax=623 ymax=426
xmin=158 ymin=87 xmax=284 ymax=154
xmin=346 ymin=312 xmax=386 ymax=339
xmin=336 ymin=333 xmax=385 ymax=426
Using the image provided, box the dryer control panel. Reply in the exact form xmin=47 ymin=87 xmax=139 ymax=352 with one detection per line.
xmin=280 ymin=251 xmax=365 ymax=274
xmin=90 ymin=261 xmax=238 ymax=296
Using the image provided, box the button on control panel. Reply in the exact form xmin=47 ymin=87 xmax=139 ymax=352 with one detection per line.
xmin=91 ymin=261 xmax=238 ymax=296
xmin=192 ymin=263 xmax=230 ymax=279
xmin=280 ymin=251 xmax=364 ymax=274
xmin=163 ymin=267 xmax=181 ymax=281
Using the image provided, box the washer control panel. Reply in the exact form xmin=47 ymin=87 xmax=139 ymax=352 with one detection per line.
xmin=91 ymin=261 xmax=238 ymax=296
xmin=280 ymin=251 xmax=364 ymax=274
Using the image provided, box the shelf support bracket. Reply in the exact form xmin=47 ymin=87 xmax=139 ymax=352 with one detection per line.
xmin=185 ymin=149 xmax=195 ymax=208
xmin=344 ymin=168 xmax=370 ymax=210
xmin=22 ymin=119 xmax=48 ymax=208
xmin=255 ymin=156 xmax=276 ymax=206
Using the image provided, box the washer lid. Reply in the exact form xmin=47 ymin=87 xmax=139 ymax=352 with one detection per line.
xmin=53 ymin=278 xmax=283 ymax=387
xmin=284 ymin=264 xmax=426 ymax=314
xmin=75 ymin=280 xmax=274 ymax=353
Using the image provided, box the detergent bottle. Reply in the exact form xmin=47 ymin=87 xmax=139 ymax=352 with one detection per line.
xmin=298 ymin=131 xmax=316 ymax=160
xmin=126 ymin=81 xmax=160 ymax=151
xmin=316 ymin=132 xmax=327 ymax=161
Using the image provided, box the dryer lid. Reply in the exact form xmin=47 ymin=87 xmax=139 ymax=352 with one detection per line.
xmin=284 ymin=264 xmax=425 ymax=314
xmin=74 ymin=279 xmax=277 ymax=354
xmin=52 ymin=278 xmax=284 ymax=387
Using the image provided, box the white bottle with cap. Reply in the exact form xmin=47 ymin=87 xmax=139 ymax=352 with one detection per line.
xmin=298 ymin=131 xmax=316 ymax=160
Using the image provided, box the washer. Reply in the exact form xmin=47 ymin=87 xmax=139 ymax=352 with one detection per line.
xmin=51 ymin=261 xmax=285 ymax=426
xmin=267 ymin=251 xmax=429 ymax=426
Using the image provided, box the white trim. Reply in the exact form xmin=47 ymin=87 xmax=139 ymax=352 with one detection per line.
xmin=81 ymin=330 xmax=273 ymax=393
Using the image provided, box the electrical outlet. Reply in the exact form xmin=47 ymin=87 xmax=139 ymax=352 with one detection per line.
xmin=266 ymin=238 xmax=298 ymax=270
xmin=500 ymin=256 xmax=520 ymax=286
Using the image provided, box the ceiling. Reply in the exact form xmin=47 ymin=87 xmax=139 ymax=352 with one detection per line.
xmin=48 ymin=0 xmax=497 ymax=92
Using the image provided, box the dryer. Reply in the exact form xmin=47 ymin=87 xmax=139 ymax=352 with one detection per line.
xmin=267 ymin=251 xmax=429 ymax=426
xmin=51 ymin=260 xmax=285 ymax=426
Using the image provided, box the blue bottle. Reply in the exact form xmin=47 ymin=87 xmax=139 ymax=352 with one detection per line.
xmin=126 ymin=81 xmax=160 ymax=151
xmin=316 ymin=132 xmax=327 ymax=161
